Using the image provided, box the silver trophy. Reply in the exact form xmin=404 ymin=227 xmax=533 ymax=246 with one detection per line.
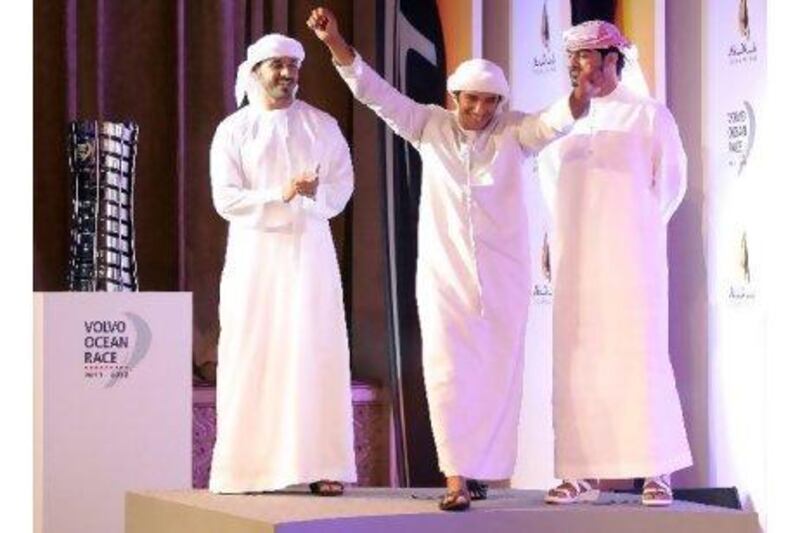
xmin=67 ymin=120 xmax=139 ymax=291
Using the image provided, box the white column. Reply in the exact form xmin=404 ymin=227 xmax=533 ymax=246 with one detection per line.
xmin=507 ymin=0 xmax=571 ymax=490
xmin=763 ymin=2 xmax=800 ymax=532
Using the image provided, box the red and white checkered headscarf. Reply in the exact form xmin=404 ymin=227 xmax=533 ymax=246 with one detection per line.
xmin=564 ymin=20 xmax=650 ymax=97
xmin=563 ymin=20 xmax=630 ymax=52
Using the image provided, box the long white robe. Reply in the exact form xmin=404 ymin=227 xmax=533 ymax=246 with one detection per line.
xmin=337 ymin=54 xmax=573 ymax=479
xmin=539 ymin=84 xmax=692 ymax=478
xmin=208 ymin=100 xmax=356 ymax=492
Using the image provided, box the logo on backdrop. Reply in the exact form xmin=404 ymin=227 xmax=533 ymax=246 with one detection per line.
xmin=541 ymin=1 xmax=551 ymax=50
xmin=532 ymin=1 xmax=557 ymax=74
xmin=729 ymin=231 xmax=755 ymax=302
xmin=533 ymin=232 xmax=553 ymax=303
xmin=729 ymin=0 xmax=757 ymax=64
xmin=82 ymin=311 xmax=151 ymax=388
xmin=726 ymin=101 xmax=755 ymax=175
xmin=739 ymin=232 xmax=751 ymax=284
xmin=738 ymin=0 xmax=750 ymax=40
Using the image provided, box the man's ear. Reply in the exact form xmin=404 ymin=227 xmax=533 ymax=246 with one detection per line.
xmin=450 ymin=91 xmax=460 ymax=108
xmin=605 ymin=52 xmax=619 ymax=72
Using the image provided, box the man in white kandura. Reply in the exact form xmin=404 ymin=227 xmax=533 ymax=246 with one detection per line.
xmin=307 ymin=7 xmax=598 ymax=511
xmin=208 ymin=33 xmax=356 ymax=496
xmin=540 ymin=20 xmax=692 ymax=507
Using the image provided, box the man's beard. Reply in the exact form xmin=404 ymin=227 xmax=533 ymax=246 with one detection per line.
xmin=269 ymin=80 xmax=296 ymax=99
xmin=569 ymin=69 xmax=579 ymax=87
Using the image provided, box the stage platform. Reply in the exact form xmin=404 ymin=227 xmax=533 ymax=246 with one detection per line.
xmin=126 ymin=487 xmax=760 ymax=533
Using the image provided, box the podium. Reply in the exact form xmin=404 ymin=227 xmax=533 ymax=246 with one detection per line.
xmin=34 ymin=292 xmax=192 ymax=533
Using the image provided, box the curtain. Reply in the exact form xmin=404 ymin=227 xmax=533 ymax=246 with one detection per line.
xmin=33 ymin=0 xmax=353 ymax=369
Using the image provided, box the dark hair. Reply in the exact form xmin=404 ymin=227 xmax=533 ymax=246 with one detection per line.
xmin=599 ymin=47 xmax=625 ymax=77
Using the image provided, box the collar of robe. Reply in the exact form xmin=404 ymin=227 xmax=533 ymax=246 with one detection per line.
xmin=452 ymin=110 xmax=501 ymax=142
xmin=592 ymin=83 xmax=628 ymax=103
xmin=251 ymin=99 xmax=296 ymax=115
xmin=246 ymin=102 xmax=295 ymax=140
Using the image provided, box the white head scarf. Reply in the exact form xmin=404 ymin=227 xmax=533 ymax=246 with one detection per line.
xmin=563 ymin=20 xmax=649 ymax=97
xmin=234 ymin=33 xmax=305 ymax=106
xmin=446 ymin=58 xmax=510 ymax=102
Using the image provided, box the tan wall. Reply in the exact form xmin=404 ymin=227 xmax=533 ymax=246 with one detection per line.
xmin=616 ymin=0 xmax=659 ymax=97
xmin=437 ymin=0 xmax=476 ymax=108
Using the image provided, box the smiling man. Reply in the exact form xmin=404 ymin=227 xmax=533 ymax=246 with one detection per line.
xmin=208 ymin=33 xmax=356 ymax=497
xmin=307 ymin=7 xmax=598 ymax=511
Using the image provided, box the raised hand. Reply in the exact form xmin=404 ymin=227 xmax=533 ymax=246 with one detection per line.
xmin=307 ymin=7 xmax=340 ymax=44
xmin=574 ymin=66 xmax=602 ymax=101
xmin=568 ymin=67 xmax=601 ymax=118
xmin=306 ymin=7 xmax=355 ymax=66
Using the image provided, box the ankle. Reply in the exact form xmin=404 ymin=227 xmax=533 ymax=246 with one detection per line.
xmin=446 ymin=475 xmax=466 ymax=491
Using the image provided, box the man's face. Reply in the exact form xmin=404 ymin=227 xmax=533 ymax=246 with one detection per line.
xmin=254 ymin=56 xmax=300 ymax=103
xmin=455 ymin=91 xmax=501 ymax=131
xmin=567 ymin=48 xmax=613 ymax=88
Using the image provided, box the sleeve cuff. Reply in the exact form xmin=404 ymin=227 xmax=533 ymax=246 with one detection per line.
xmin=260 ymin=186 xmax=284 ymax=204
xmin=299 ymin=185 xmax=329 ymax=217
xmin=334 ymin=51 xmax=364 ymax=79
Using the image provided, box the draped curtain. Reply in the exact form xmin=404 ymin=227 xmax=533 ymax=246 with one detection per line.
xmin=33 ymin=0 xmax=353 ymax=368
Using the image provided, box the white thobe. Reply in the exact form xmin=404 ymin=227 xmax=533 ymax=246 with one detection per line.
xmin=208 ymin=100 xmax=356 ymax=492
xmin=337 ymin=54 xmax=573 ymax=479
xmin=539 ymin=84 xmax=693 ymax=478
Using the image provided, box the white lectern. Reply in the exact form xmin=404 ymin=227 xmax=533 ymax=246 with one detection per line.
xmin=34 ymin=292 xmax=192 ymax=533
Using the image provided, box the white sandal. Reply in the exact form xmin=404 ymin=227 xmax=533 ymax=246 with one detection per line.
xmin=545 ymin=479 xmax=600 ymax=504
xmin=642 ymin=474 xmax=673 ymax=507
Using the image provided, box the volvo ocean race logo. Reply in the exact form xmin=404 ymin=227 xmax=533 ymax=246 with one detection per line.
xmin=726 ymin=101 xmax=755 ymax=175
xmin=83 ymin=311 xmax=151 ymax=388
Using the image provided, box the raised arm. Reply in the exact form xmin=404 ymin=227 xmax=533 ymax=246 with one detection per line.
xmin=516 ymin=68 xmax=597 ymax=154
xmin=516 ymin=97 xmax=575 ymax=155
xmin=307 ymin=6 xmax=432 ymax=145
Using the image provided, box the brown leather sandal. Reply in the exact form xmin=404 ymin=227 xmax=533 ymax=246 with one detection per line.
xmin=642 ymin=475 xmax=673 ymax=507
xmin=309 ymin=480 xmax=344 ymax=496
xmin=439 ymin=489 xmax=470 ymax=511
xmin=466 ymin=479 xmax=488 ymax=501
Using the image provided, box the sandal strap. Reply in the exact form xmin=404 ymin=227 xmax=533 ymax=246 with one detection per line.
xmin=441 ymin=489 xmax=469 ymax=504
xmin=466 ymin=479 xmax=488 ymax=500
xmin=550 ymin=479 xmax=593 ymax=497
xmin=643 ymin=475 xmax=672 ymax=494
xmin=566 ymin=479 xmax=594 ymax=493
xmin=310 ymin=480 xmax=344 ymax=495
xmin=439 ymin=489 xmax=470 ymax=511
